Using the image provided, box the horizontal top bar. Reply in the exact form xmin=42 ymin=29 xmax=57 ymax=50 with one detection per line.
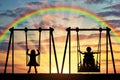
xmin=13 ymin=28 xmax=107 ymax=31
xmin=13 ymin=29 xmax=51 ymax=31
xmin=9 ymin=27 xmax=111 ymax=32
xmin=9 ymin=27 xmax=54 ymax=32
xmin=69 ymin=29 xmax=106 ymax=31
xmin=66 ymin=27 xmax=111 ymax=31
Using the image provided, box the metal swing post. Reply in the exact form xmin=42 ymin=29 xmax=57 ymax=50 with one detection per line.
xmin=106 ymin=28 xmax=109 ymax=74
xmin=107 ymin=28 xmax=116 ymax=74
xmin=49 ymin=27 xmax=52 ymax=74
xmin=61 ymin=27 xmax=71 ymax=74
xmin=4 ymin=28 xmax=13 ymax=73
xmin=50 ymin=27 xmax=59 ymax=73
xmin=12 ymin=28 xmax=14 ymax=74
xmin=68 ymin=27 xmax=71 ymax=74
xmin=61 ymin=30 xmax=69 ymax=73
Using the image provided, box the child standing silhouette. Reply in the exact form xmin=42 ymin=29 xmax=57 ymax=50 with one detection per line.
xmin=26 ymin=49 xmax=40 ymax=73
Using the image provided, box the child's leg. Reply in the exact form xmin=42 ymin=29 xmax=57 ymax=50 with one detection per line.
xmin=34 ymin=66 xmax=37 ymax=73
xmin=28 ymin=66 xmax=31 ymax=73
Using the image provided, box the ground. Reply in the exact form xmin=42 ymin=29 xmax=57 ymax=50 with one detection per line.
xmin=0 ymin=74 xmax=119 ymax=80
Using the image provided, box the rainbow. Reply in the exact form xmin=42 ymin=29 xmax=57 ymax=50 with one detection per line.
xmin=0 ymin=5 xmax=120 ymax=43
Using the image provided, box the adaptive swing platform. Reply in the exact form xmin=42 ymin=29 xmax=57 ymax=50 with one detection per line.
xmin=0 ymin=74 xmax=119 ymax=80
xmin=78 ymin=64 xmax=100 ymax=72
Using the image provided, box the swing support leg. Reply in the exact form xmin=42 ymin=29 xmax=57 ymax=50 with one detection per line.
xmin=106 ymin=28 xmax=116 ymax=74
xmin=4 ymin=28 xmax=13 ymax=73
xmin=108 ymin=28 xmax=116 ymax=74
xmin=61 ymin=31 xmax=69 ymax=73
xmin=49 ymin=28 xmax=51 ymax=73
xmin=51 ymin=30 xmax=59 ymax=73
xmin=12 ymin=28 xmax=14 ymax=74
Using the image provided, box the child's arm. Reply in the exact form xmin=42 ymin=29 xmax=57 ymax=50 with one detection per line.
xmin=78 ymin=50 xmax=84 ymax=54
xmin=93 ymin=52 xmax=100 ymax=54
xmin=26 ymin=49 xmax=30 ymax=55
xmin=36 ymin=49 xmax=40 ymax=56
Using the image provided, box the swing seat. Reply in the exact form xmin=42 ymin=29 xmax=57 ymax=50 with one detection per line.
xmin=26 ymin=55 xmax=40 ymax=66
xmin=78 ymin=64 xmax=100 ymax=72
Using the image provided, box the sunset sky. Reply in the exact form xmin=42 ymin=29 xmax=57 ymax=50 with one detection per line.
xmin=0 ymin=0 xmax=120 ymax=74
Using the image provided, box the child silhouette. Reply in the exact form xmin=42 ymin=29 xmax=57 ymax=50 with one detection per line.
xmin=26 ymin=49 xmax=40 ymax=73
xmin=78 ymin=47 xmax=97 ymax=68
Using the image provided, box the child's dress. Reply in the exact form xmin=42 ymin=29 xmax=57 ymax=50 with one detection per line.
xmin=27 ymin=51 xmax=39 ymax=66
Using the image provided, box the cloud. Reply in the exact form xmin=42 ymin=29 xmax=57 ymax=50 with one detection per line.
xmin=38 ymin=20 xmax=51 ymax=28
xmin=45 ymin=33 xmax=106 ymax=43
xmin=13 ymin=7 xmax=32 ymax=15
xmin=51 ymin=35 xmax=66 ymax=43
xmin=33 ymin=14 xmax=60 ymax=28
xmin=0 ymin=42 xmax=9 ymax=51
xmin=107 ymin=20 xmax=120 ymax=28
xmin=41 ymin=14 xmax=59 ymax=20
xmin=103 ymin=3 xmax=120 ymax=10
xmin=0 ymin=41 xmax=25 ymax=51
xmin=0 ymin=7 xmax=32 ymax=18
xmin=43 ymin=34 xmax=89 ymax=43
xmin=0 ymin=27 xmax=5 ymax=33
xmin=85 ymin=0 xmax=112 ymax=4
xmin=54 ymin=24 xmax=65 ymax=31
xmin=0 ymin=1 xmax=47 ymax=18
xmin=97 ymin=10 xmax=120 ymax=27
xmin=63 ymin=18 xmax=70 ymax=21
xmin=74 ymin=15 xmax=86 ymax=19
xmin=27 ymin=2 xmax=45 ymax=6
xmin=0 ymin=13 xmax=7 ymax=17
xmin=89 ymin=33 xmax=106 ymax=38
xmin=13 ymin=40 xmax=48 ymax=54
xmin=0 ymin=10 xmax=18 ymax=18
xmin=98 ymin=11 xmax=120 ymax=17
xmin=26 ymin=1 xmax=47 ymax=8
xmin=0 ymin=62 xmax=12 ymax=67
xmin=34 ymin=22 xmax=66 ymax=32
xmin=2 ymin=41 xmax=36 ymax=51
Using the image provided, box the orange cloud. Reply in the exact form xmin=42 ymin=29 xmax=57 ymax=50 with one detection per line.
xmin=63 ymin=18 xmax=70 ymax=21
xmin=41 ymin=14 xmax=59 ymax=21
xmin=26 ymin=4 xmax=34 ymax=8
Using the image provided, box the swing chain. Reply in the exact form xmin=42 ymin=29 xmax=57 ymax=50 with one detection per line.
xmin=96 ymin=27 xmax=102 ymax=69
xmin=76 ymin=27 xmax=82 ymax=70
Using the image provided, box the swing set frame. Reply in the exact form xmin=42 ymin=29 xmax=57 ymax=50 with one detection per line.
xmin=3 ymin=27 xmax=116 ymax=74
xmin=61 ymin=27 xmax=116 ymax=74
xmin=4 ymin=27 xmax=59 ymax=74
